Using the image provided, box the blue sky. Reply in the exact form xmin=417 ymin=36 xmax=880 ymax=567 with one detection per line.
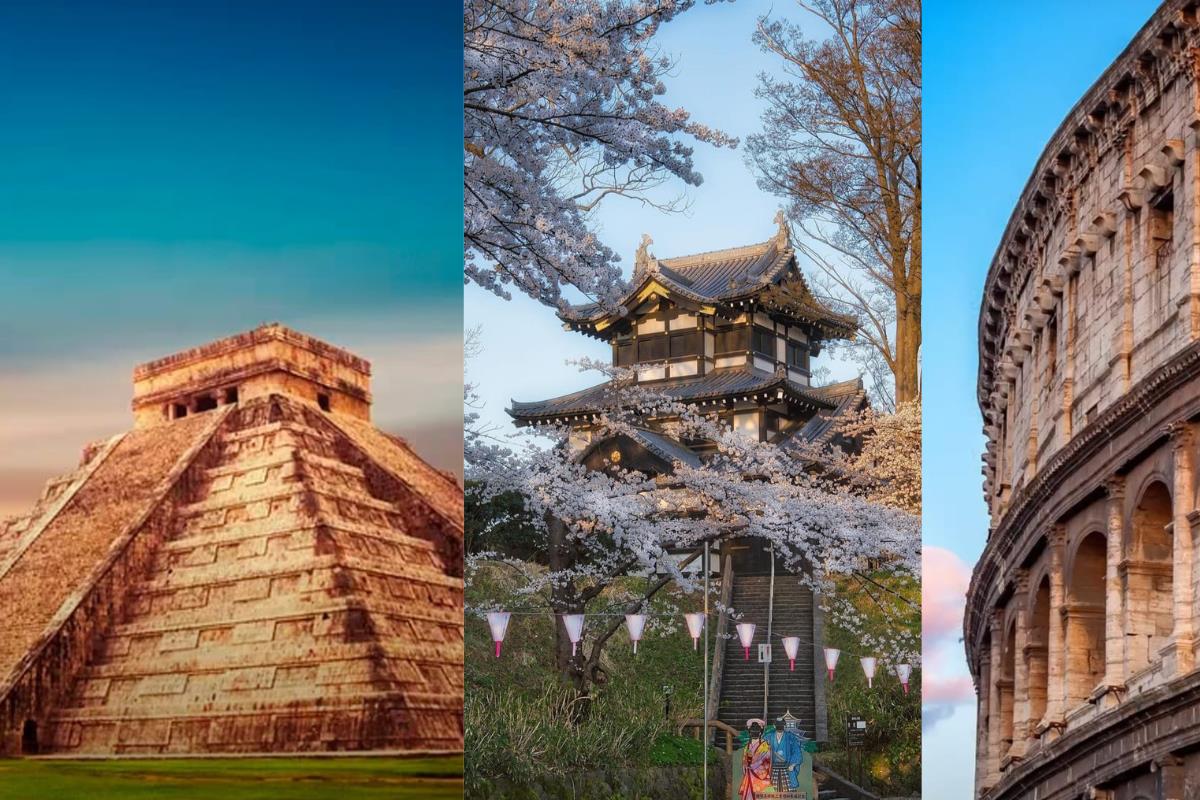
xmin=923 ymin=1 xmax=1159 ymax=797
xmin=466 ymin=0 xmax=858 ymax=438
xmin=0 ymin=0 xmax=462 ymax=512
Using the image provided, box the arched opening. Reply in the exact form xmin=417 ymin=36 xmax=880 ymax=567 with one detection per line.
xmin=1065 ymin=531 xmax=1106 ymax=707
xmin=1126 ymin=481 xmax=1173 ymax=672
xmin=1027 ymin=577 xmax=1050 ymax=729
xmin=978 ymin=631 xmax=993 ymax=753
xmin=21 ymin=719 xmax=38 ymax=755
xmin=999 ymin=621 xmax=1016 ymax=758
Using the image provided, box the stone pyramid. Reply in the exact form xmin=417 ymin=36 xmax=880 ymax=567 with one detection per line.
xmin=0 ymin=325 xmax=463 ymax=755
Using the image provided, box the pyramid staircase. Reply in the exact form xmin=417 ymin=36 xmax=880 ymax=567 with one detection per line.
xmin=0 ymin=396 xmax=463 ymax=755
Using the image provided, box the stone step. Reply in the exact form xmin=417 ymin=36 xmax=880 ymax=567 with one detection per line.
xmin=0 ymin=416 xmax=218 ymax=691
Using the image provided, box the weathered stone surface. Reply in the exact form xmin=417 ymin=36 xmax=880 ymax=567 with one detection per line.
xmin=967 ymin=3 xmax=1200 ymax=798
xmin=0 ymin=326 xmax=463 ymax=756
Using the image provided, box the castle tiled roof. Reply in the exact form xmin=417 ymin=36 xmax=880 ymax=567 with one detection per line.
xmin=508 ymin=366 xmax=840 ymax=423
xmin=785 ymin=376 xmax=868 ymax=446
xmin=562 ymin=234 xmax=856 ymax=338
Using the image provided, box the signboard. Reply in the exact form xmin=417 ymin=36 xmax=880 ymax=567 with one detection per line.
xmin=847 ymin=715 xmax=867 ymax=748
xmin=758 ymin=643 xmax=772 ymax=663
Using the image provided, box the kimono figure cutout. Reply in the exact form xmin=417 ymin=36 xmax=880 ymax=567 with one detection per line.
xmin=765 ymin=716 xmax=804 ymax=791
xmin=739 ymin=719 xmax=773 ymax=799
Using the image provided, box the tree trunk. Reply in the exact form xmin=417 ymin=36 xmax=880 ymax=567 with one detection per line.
xmin=546 ymin=515 xmax=593 ymax=719
xmin=894 ymin=284 xmax=921 ymax=404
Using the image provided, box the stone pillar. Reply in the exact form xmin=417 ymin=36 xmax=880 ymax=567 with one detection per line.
xmin=975 ymin=653 xmax=992 ymax=796
xmin=1041 ymin=526 xmax=1067 ymax=738
xmin=1189 ymin=102 xmax=1200 ymax=339
xmin=1063 ymin=602 xmax=1104 ymax=707
xmin=1103 ymin=476 xmax=1127 ymax=698
xmin=1009 ymin=570 xmax=1031 ymax=759
xmin=1157 ymin=754 xmax=1186 ymax=800
xmin=1189 ymin=508 xmax=1200 ymax=671
xmin=987 ymin=611 xmax=1004 ymax=786
xmin=1165 ymin=421 xmax=1196 ymax=676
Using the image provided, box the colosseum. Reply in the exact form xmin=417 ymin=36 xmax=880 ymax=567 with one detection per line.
xmin=966 ymin=2 xmax=1200 ymax=798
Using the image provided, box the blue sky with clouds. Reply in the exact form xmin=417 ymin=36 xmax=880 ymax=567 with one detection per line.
xmin=923 ymin=1 xmax=1159 ymax=797
xmin=0 ymin=0 xmax=462 ymax=512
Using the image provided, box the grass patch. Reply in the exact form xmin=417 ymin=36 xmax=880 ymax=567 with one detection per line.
xmin=648 ymin=734 xmax=705 ymax=766
xmin=0 ymin=756 xmax=463 ymax=799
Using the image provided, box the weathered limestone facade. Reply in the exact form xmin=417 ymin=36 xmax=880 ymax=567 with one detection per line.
xmin=0 ymin=325 xmax=463 ymax=755
xmin=967 ymin=3 xmax=1200 ymax=798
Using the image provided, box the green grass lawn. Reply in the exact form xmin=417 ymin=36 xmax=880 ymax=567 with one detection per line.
xmin=0 ymin=755 xmax=463 ymax=800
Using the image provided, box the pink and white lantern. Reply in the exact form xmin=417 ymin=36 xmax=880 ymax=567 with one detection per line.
xmin=782 ymin=636 xmax=801 ymax=672
xmin=684 ymin=612 xmax=705 ymax=650
xmin=625 ymin=613 xmax=647 ymax=655
xmin=486 ymin=611 xmax=511 ymax=658
xmin=861 ymin=656 xmax=877 ymax=688
xmin=823 ymin=647 xmax=841 ymax=681
xmin=895 ymin=663 xmax=912 ymax=694
xmin=562 ymin=614 xmax=585 ymax=657
xmin=736 ymin=623 xmax=756 ymax=661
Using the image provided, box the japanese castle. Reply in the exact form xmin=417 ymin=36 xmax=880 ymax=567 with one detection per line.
xmin=509 ymin=214 xmax=868 ymax=743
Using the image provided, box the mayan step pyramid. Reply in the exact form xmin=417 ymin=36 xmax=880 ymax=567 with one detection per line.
xmin=0 ymin=324 xmax=463 ymax=755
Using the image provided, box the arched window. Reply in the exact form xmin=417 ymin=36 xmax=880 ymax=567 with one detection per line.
xmin=1127 ymin=481 xmax=1173 ymax=672
xmin=1066 ymin=531 xmax=1106 ymax=706
xmin=999 ymin=622 xmax=1016 ymax=757
xmin=1027 ymin=578 xmax=1051 ymax=728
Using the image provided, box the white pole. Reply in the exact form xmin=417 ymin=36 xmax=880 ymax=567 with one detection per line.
xmin=703 ymin=540 xmax=710 ymax=800
xmin=764 ymin=543 xmax=775 ymax=721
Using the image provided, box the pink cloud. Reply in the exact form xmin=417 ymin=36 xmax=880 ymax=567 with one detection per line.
xmin=923 ymin=546 xmax=971 ymax=643
xmin=922 ymin=674 xmax=975 ymax=704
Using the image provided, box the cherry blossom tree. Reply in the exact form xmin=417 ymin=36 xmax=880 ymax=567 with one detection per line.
xmin=464 ymin=0 xmax=736 ymax=311
xmin=466 ymin=361 xmax=920 ymax=703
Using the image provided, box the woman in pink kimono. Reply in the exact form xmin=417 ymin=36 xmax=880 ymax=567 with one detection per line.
xmin=740 ymin=719 xmax=772 ymax=799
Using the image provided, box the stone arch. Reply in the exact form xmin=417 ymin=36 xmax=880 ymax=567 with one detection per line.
xmin=1126 ymin=479 xmax=1173 ymax=672
xmin=1065 ymin=530 xmax=1106 ymax=707
xmin=1027 ymin=576 xmax=1051 ymax=728
xmin=999 ymin=618 xmax=1017 ymax=757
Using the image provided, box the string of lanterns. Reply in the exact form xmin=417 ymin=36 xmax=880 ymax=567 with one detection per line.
xmin=484 ymin=610 xmax=913 ymax=694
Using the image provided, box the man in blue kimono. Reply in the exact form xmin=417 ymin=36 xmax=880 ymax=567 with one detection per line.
xmin=765 ymin=715 xmax=804 ymax=792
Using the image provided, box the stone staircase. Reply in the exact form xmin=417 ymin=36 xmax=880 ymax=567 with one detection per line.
xmin=716 ymin=573 xmax=818 ymax=737
xmin=44 ymin=399 xmax=462 ymax=754
xmin=0 ymin=416 xmax=218 ymax=692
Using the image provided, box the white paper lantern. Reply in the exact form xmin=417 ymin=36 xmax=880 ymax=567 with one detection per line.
xmin=562 ymin=614 xmax=585 ymax=657
xmin=684 ymin=612 xmax=705 ymax=650
xmin=486 ymin=611 xmax=511 ymax=658
xmin=782 ymin=636 xmax=801 ymax=672
xmin=736 ymin=623 xmax=756 ymax=661
xmin=625 ymin=613 xmax=647 ymax=655
xmin=861 ymin=656 xmax=877 ymax=688
xmin=895 ymin=663 xmax=912 ymax=694
xmin=823 ymin=647 xmax=841 ymax=680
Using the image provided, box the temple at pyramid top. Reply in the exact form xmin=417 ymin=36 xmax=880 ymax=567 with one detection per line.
xmin=131 ymin=323 xmax=372 ymax=428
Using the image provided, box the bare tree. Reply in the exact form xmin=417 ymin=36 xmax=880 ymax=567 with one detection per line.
xmin=748 ymin=0 xmax=920 ymax=406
